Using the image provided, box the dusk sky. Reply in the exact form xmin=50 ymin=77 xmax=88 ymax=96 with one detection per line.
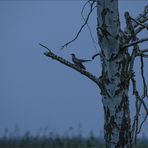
xmin=0 ymin=1 xmax=147 ymax=138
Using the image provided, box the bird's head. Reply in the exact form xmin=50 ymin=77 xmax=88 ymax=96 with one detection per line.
xmin=71 ymin=53 xmax=75 ymax=57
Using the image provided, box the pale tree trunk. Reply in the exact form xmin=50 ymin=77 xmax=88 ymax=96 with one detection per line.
xmin=97 ymin=0 xmax=132 ymax=147
xmin=40 ymin=1 xmax=148 ymax=147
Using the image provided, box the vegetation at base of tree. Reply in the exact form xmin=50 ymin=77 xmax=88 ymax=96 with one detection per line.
xmin=0 ymin=129 xmax=148 ymax=148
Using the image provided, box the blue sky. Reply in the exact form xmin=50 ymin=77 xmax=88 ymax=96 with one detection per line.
xmin=0 ymin=1 xmax=147 ymax=138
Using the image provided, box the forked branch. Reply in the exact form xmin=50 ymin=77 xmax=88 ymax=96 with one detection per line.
xmin=131 ymin=17 xmax=148 ymax=30
xmin=124 ymin=5 xmax=148 ymax=42
xmin=124 ymin=10 xmax=148 ymax=144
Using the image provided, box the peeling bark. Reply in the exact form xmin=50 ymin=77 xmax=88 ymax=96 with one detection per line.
xmin=41 ymin=1 xmax=148 ymax=147
xmin=97 ymin=0 xmax=132 ymax=147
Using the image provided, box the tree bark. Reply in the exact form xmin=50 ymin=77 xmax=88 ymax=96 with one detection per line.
xmin=41 ymin=1 xmax=148 ymax=147
xmin=97 ymin=0 xmax=132 ymax=147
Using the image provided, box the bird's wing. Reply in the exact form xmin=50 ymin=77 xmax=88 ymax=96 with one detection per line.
xmin=78 ymin=62 xmax=86 ymax=69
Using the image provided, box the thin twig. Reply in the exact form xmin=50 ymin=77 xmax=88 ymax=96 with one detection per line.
xmin=39 ymin=43 xmax=51 ymax=52
xmin=122 ymin=38 xmax=148 ymax=49
xmin=124 ymin=5 xmax=148 ymax=42
xmin=142 ymin=54 xmax=148 ymax=57
xmin=131 ymin=77 xmax=143 ymax=144
xmin=124 ymin=11 xmax=139 ymax=73
xmin=124 ymin=11 xmax=140 ymax=144
xmin=133 ymin=14 xmax=148 ymax=29
xmin=131 ymin=17 xmax=148 ymax=29
xmin=61 ymin=1 xmax=95 ymax=50
xmin=136 ymin=49 xmax=148 ymax=57
xmin=130 ymin=55 xmax=148 ymax=143
xmin=92 ymin=53 xmax=100 ymax=59
xmin=135 ymin=25 xmax=148 ymax=35
xmin=141 ymin=48 xmax=148 ymax=53
xmin=131 ymin=71 xmax=148 ymax=116
xmin=81 ymin=1 xmax=98 ymax=52
xmin=137 ymin=113 xmax=148 ymax=134
xmin=140 ymin=56 xmax=148 ymax=98
xmin=132 ymin=5 xmax=148 ymax=28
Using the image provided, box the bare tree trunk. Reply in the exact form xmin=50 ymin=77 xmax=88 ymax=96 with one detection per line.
xmin=40 ymin=1 xmax=148 ymax=147
xmin=97 ymin=0 xmax=132 ymax=147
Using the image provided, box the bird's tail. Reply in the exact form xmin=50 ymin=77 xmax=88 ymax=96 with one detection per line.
xmin=81 ymin=59 xmax=91 ymax=62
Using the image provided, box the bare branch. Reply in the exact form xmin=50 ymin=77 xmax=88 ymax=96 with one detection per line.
xmin=61 ymin=1 xmax=96 ymax=50
xmin=39 ymin=43 xmax=99 ymax=85
xmin=124 ymin=11 xmax=144 ymax=144
xmin=137 ymin=113 xmax=148 ymax=134
xmin=130 ymin=54 xmax=148 ymax=143
xmin=131 ymin=5 xmax=148 ymax=28
xmin=81 ymin=2 xmax=98 ymax=52
xmin=131 ymin=17 xmax=148 ymax=30
xmin=131 ymin=77 xmax=140 ymax=145
xmin=135 ymin=25 xmax=148 ymax=35
xmin=129 ymin=73 xmax=148 ymax=115
xmin=141 ymin=48 xmax=148 ymax=53
xmin=122 ymin=37 xmax=148 ymax=49
xmin=132 ymin=5 xmax=148 ymax=28
xmin=124 ymin=5 xmax=148 ymax=41
xmin=136 ymin=49 xmax=148 ymax=57
xmin=131 ymin=77 xmax=148 ymax=114
xmin=124 ymin=11 xmax=139 ymax=74
xmin=140 ymin=56 xmax=148 ymax=98
xmin=92 ymin=53 xmax=100 ymax=60
xmin=131 ymin=76 xmax=148 ymax=143
xmin=136 ymin=53 xmax=148 ymax=58
xmin=141 ymin=54 xmax=148 ymax=58
xmin=135 ymin=96 xmax=148 ymax=116
xmin=133 ymin=14 xmax=148 ymax=29
xmin=125 ymin=25 xmax=147 ymax=43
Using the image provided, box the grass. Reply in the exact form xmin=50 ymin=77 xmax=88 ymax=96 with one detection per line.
xmin=0 ymin=133 xmax=105 ymax=148
xmin=0 ymin=128 xmax=148 ymax=148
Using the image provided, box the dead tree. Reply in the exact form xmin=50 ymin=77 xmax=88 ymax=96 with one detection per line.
xmin=40 ymin=0 xmax=148 ymax=147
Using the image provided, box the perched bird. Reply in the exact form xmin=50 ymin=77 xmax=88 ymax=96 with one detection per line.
xmin=71 ymin=53 xmax=91 ymax=70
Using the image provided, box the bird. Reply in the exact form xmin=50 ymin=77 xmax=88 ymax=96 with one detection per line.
xmin=71 ymin=53 xmax=91 ymax=70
